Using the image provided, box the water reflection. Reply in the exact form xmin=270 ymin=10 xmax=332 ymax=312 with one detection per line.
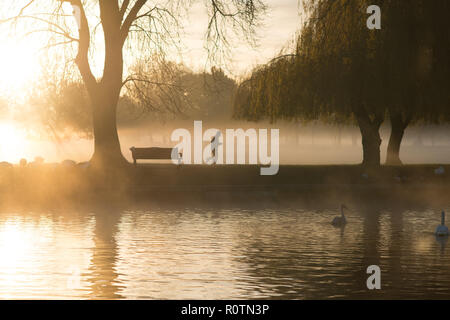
xmin=386 ymin=208 xmax=404 ymax=296
xmin=358 ymin=205 xmax=382 ymax=298
xmin=0 ymin=213 xmax=95 ymax=299
xmin=0 ymin=205 xmax=448 ymax=299
xmin=88 ymin=211 xmax=123 ymax=299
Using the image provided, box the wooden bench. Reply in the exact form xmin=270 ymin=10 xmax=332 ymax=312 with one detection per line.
xmin=130 ymin=147 xmax=183 ymax=165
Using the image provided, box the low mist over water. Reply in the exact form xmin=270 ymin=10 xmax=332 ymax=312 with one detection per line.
xmin=5 ymin=122 xmax=450 ymax=165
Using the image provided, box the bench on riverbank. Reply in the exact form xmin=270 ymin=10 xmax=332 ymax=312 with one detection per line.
xmin=130 ymin=147 xmax=182 ymax=165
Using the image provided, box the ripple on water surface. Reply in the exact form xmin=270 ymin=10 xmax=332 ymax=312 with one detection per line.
xmin=0 ymin=207 xmax=448 ymax=299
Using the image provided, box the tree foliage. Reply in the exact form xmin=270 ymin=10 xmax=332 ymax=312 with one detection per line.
xmin=29 ymin=63 xmax=237 ymax=137
xmin=234 ymin=0 xmax=450 ymax=166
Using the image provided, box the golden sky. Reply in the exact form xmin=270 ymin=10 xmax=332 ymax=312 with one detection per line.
xmin=182 ymin=0 xmax=301 ymax=76
xmin=0 ymin=0 xmax=300 ymax=98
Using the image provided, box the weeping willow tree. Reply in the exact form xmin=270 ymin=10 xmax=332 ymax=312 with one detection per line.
xmin=235 ymin=0 xmax=450 ymax=166
xmin=380 ymin=0 xmax=450 ymax=165
xmin=236 ymin=0 xmax=386 ymax=166
xmin=3 ymin=0 xmax=266 ymax=169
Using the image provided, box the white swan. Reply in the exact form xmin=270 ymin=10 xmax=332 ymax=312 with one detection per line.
xmin=435 ymin=211 xmax=449 ymax=237
xmin=332 ymin=204 xmax=347 ymax=226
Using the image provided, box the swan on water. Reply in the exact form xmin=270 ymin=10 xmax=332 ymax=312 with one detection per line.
xmin=332 ymin=204 xmax=347 ymax=226
xmin=435 ymin=211 xmax=449 ymax=237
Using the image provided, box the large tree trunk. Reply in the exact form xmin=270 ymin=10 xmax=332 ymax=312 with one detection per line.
xmin=355 ymin=110 xmax=383 ymax=167
xmin=386 ymin=111 xmax=410 ymax=165
xmin=74 ymin=1 xmax=134 ymax=170
xmin=90 ymin=88 xmax=128 ymax=169
xmin=90 ymin=4 xmax=129 ymax=169
xmin=360 ymin=128 xmax=382 ymax=166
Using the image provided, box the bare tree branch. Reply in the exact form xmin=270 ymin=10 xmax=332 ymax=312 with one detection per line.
xmin=122 ymin=76 xmax=184 ymax=89
xmin=119 ymin=0 xmax=131 ymax=20
xmin=71 ymin=0 xmax=97 ymax=92
xmin=121 ymin=0 xmax=148 ymax=43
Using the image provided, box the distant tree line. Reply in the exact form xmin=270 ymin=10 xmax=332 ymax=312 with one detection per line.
xmin=234 ymin=0 xmax=450 ymax=166
xmin=28 ymin=63 xmax=237 ymax=139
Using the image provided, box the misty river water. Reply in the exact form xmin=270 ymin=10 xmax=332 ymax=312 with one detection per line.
xmin=0 ymin=205 xmax=449 ymax=299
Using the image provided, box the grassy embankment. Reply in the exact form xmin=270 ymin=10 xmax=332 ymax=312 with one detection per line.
xmin=0 ymin=163 xmax=449 ymax=208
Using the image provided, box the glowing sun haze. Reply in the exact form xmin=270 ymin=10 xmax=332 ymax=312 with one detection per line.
xmin=0 ymin=39 xmax=41 ymax=97
xmin=1 ymin=0 xmax=300 ymax=95
xmin=0 ymin=122 xmax=29 ymax=163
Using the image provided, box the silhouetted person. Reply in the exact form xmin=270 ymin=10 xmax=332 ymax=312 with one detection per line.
xmin=208 ymin=132 xmax=221 ymax=165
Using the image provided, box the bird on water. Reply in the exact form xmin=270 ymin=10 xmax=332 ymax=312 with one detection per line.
xmin=435 ymin=211 xmax=449 ymax=237
xmin=332 ymin=204 xmax=348 ymax=227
